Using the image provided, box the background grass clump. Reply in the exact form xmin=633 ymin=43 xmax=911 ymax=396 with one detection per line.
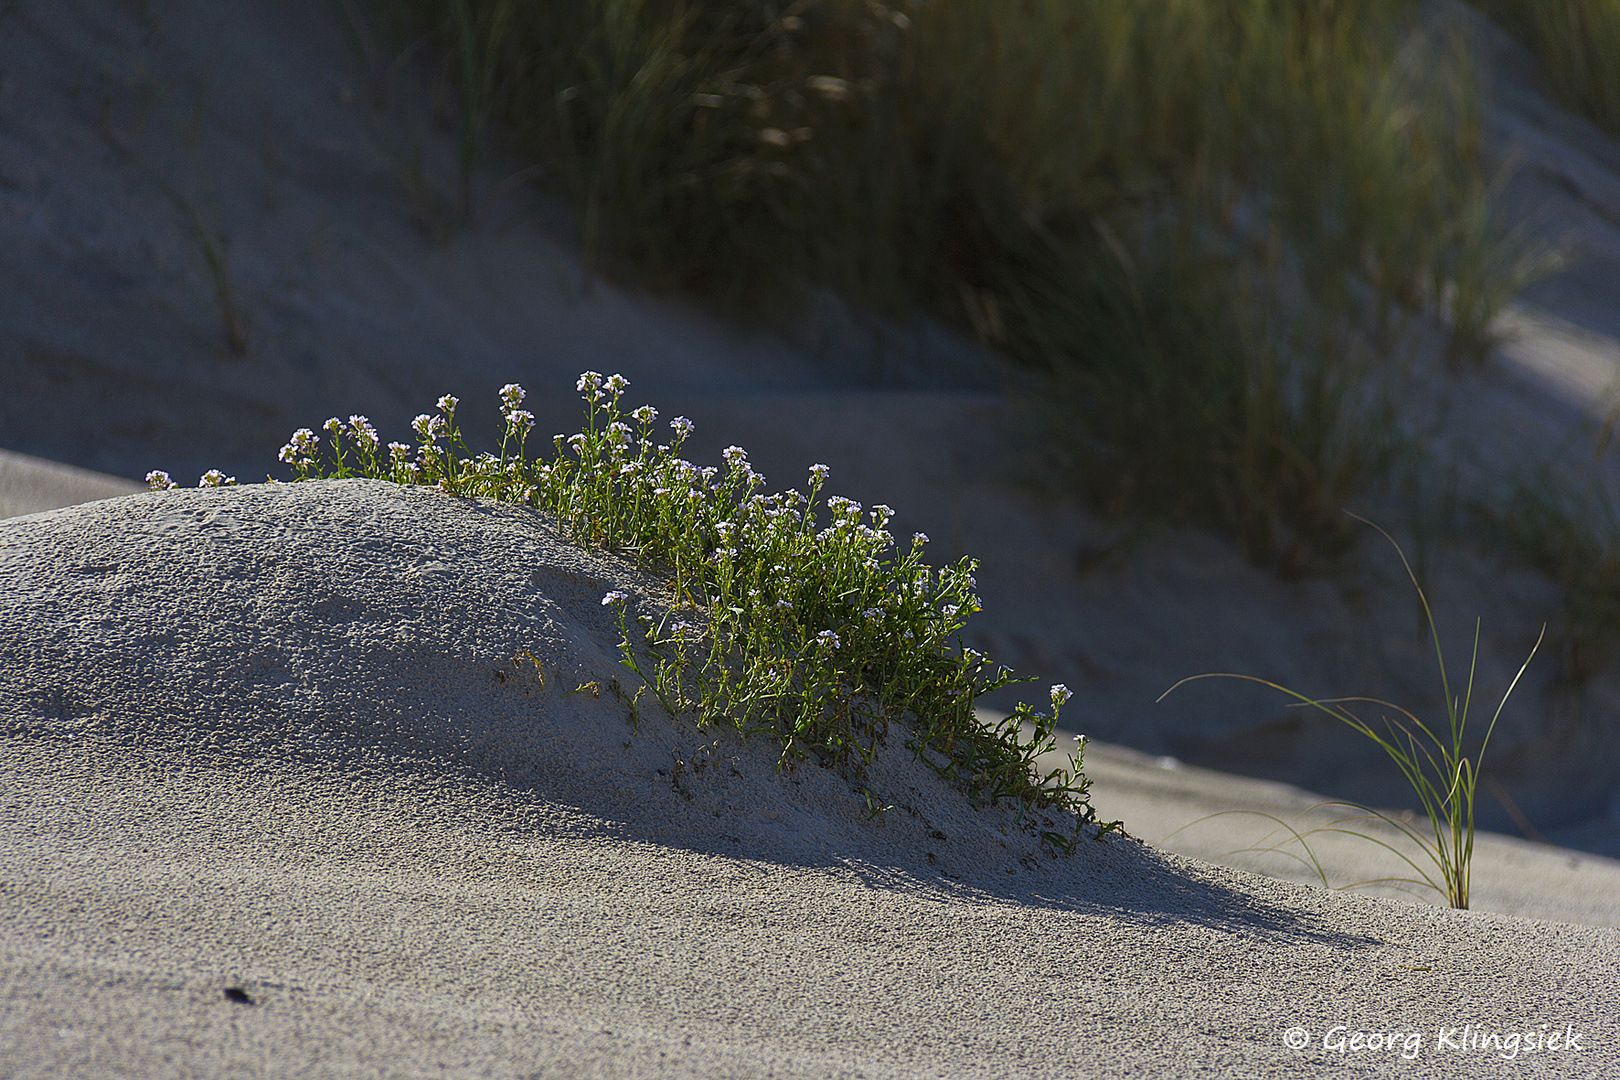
xmin=1472 ymin=467 xmax=1620 ymax=687
xmin=1480 ymin=0 xmax=1620 ymax=137
xmin=196 ymin=377 xmax=1116 ymax=850
xmin=342 ymin=0 xmax=1545 ymax=578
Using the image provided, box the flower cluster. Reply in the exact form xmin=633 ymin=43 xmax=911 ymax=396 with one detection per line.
xmin=147 ymin=469 xmax=236 ymax=489
xmin=152 ymin=374 xmax=1112 ymax=839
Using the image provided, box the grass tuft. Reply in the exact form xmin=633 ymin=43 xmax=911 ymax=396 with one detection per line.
xmin=346 ymin=0 xmax=1534 ymax=576
xmin=1474 ymin=467 xmax=1620 ymax=686
xmin=1159 ymin=515 xmax=1542 ymax=910
xmin=1480 ymin=0 xmax=1620 ymax=137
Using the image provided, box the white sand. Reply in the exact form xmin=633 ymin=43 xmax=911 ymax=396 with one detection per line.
xmin=0 ymin=449 xmax=142 ymax=521
xmin=2 ymin=482 xmax=1616 ymax=1077
xmin=5 ymin=0 xmax=1620 ymax=844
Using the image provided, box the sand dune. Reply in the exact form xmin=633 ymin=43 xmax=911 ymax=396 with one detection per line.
xmin=2 ymin=482 xmax=1616 ymax=1077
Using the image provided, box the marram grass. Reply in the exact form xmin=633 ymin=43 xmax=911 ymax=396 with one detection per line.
xmin=149 ymin=377 xmax=1121 ymax=853
xmin=1481 ymin=0 xmax=1620 ymax=138
xmin=348 ymin=0 xmax=1547 ymax=577
xmin=1160 ymin=515 xmax=1542 ymax=910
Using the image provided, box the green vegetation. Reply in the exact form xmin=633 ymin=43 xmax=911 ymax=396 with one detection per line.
xmin=1474 ymin=468 xmax=1620 ymax=686
xmin=135 ymin=0 xmax=1620 ymax=880
xmin=345 ymin=0 xmax=1551 ymax=578
xmin=1481 ymin=0 xmax=1620 ymax=137
xmin=328 ymin=2 xmax=1620 ymax=742
xmin=151 ymin=377 xmax=1120 ymax=852
xmin=1161 ymin=800 xmax=1520 ymax=907
xmin=1160 ymin=518 xmax=1542 ymax=909
xmin=1158 ymin=807 xmax=1438 ymax=903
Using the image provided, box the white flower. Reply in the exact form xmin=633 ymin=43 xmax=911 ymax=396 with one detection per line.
xmin=722 ymin=445 xmax=748 ymax=469
xmin=577 ymin=371 xmax=604 ymax=400
xmin=632 ymin=405 xmax=657 ymax=424
xmin=808 ymin=463 xmax=831 ymax=483
xmin=1050 ymin=684 xmax=1072 ymax=708
xmin=278 ymin=427 xmax=320 ymax=464
xmin=323 ymin=416 xmax=342 ymax=434
xmin=504 ymin=409 xmax=535 ymax=433
xmin=436 ymin=394 xmax=458 ymax=413
xmin=816 ymin=630 xmax=840 ymax=650
xmin=776 ymin=599 xmax=793 ymax=611
xmin=499 ymin=383 xmax=526 ymax=409
xmin=286 ymin=428 xmax=319 ymax=450
xmin=145 ymin=470 xmax=177 ymax=491
xmin=198 ymin=470 xmax=236 ymax=487
xmin=670 ymin=416 xmax=695 ymax=439
xmin=348 ymin=415 xmax=379 ymax=450
xmin=913 ymin=532 xmax=929 ymax=545
xmin=604 ymin=373 xmax=629 ymax=394
xmin=601 ymin=590 xmax=629 ymax=606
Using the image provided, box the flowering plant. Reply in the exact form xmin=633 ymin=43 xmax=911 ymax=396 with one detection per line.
xmin=157 ymin=374 xmax=1118 ymax=847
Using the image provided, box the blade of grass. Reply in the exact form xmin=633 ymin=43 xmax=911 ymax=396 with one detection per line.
xmin=1159 ymin=515 xmax=1543 ymax=908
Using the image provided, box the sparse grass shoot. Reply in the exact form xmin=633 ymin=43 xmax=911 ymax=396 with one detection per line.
xmin=1159 ymin=516 xmax=1543 ymax=909
xmin=174 ymin=198 xmax=250 ymax=355
xmin=1162 ymin=804 xmax=1517 ymax=907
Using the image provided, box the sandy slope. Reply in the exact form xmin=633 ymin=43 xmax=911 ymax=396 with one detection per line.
xmin=2 ymin=482 xmax=1617 ymax=1078
xmin=5 ymin=0 xmax=1620 ymax=845
xmin=7 ymin=452 xmax=1620 ymax=933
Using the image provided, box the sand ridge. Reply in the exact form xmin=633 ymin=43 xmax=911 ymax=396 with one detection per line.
xmin=2 ymin=481 xmax=1617 ymax=1077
